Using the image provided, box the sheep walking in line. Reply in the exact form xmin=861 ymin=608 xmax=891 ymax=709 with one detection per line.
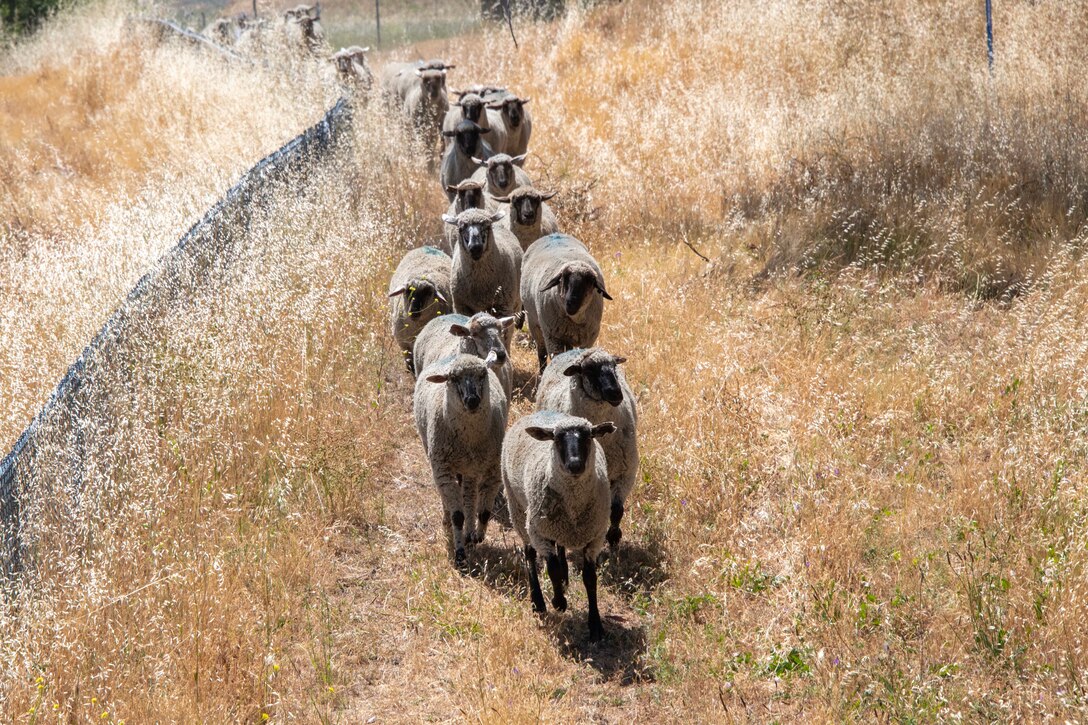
xmin=442 ymin=91 xmax=491 ymax=153
xmin=415 ymin=353 xmax=508 ymax=568
xmin=283 ymin=4 xmax=325 ymax=55
xmin=413 ymin=312 xmax=516 ymax=399
xmin=388 ymin=246 xmax=453 ymax=372
xmin=492 ymin=185 xmax=559 ymax=251
xmin=470 ymin=153 xmax=532 ymax=206
xmin=380 ymin=59 xmax=455 ymax=169
xmin=485 ymin=94 xmax=532 ymax=158
xmin=520 ymin=234 xmax=613 ymax=372
xmin=440 ymin=120 xmax=494 ymax=201
xmin=536 ymin=348 xmax=638 ymax=549
xmin=442 ymin=209 xmax=523 ymax=349
xmin=502 ymin=410 xmax=616 ymax=642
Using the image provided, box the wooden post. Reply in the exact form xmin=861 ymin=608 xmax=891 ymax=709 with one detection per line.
xmin=253 ymin=0 xmax=258 ymax=19
xmin=375 ymin=0 xmax=381 ymax=46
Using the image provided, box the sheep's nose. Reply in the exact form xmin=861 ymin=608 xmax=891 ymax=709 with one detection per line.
xmin=464 ymin=394 xmax=481 ymax=411
xmin=566 ymin=457 xmax=586 ymax=475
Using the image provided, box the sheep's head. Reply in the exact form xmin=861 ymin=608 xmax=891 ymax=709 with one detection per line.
xmin=425 ymin=353 xmax=499 ymax=413
xmin=487 ymin=96 xmax=530 ymax=128
xmin=388 ymin=277 xmax=447 ymax=317
xmin=445 ymin=180 xmax=486 ymax=212
xmin=442 ymin=208 xmax=505 ymax=261
xmin=472 ymin=154 xmax=526 ymax=194
xmin=415 ymin=62 xmax=453 ymax=100
xmin=562 ymin=348 xmax=627 ymax=406
xmin=331 ymin=46 xmax=370 ymax=76
xmin=493 ymin=185 xmax=555 ymax=226
xmin=443 ymin=120 xmax=488 ymax=156
xmin=541 ymin=261 xmax=612 ymax=317
xmin=454 ymin=93 xmax=486 ymax=124
xmin=526 ymin=415 xmax=615 ymax=476
xmin=450 ymin=312 xmax=516 ymax=366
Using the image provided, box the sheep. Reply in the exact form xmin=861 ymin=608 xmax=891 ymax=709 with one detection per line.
xmin=442 ymin=209 xmax=523 ymax=350
xmin=413 ymin=312 xmax=516 ymax=398
xmin=330 ymin=46 xmax=372 ymax=96
xmin=380 ymin=60 xmax=455 ymax=167
xmin=536 ymin=348 xmax=638 ymax=550
xmin=234 ymin=16 xmax=271 ymax=54
xmin=388 ymin=246 xmax=453 ymax=372
xmin=520 ymin=234 xmax=613 ymax=372
xmin=415 ymin=353 xmax=508 ymax=568
xmin=492 ymin=185 xmax=559 ymax=251
xmin=283 ymin=4 xmax=325 ymax=55
xmin=440 ymin=120 xmax=494 ymax=202
xmin=441 ymin=92 xmax=491 ymax=153
xmin=485 ymin=94 xmax=532 ymax=159
xmin=204 ymin=17 xmax=239 ymax=45
xmin=442 ymin=179 xmax=496 ymax=254
xmin=469 ymin=153 xmax=532 ymax=205
xmin=501 ymin=410 xmax=616 ymax=642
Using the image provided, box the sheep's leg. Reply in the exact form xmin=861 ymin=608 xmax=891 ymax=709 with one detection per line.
xmin=463 ymin=477 xmax=480 ymax=546
xmin=473 ymin=470 xmax=502 ymax=544
xmin=606 ymin=498 xmax=624 ymax=550
xmin=545 ymin=545 xmax=567 ymax=612
xmin=524 ymin=546 xmax=547 ymax=613
xmin=582 ymin=553 xmax=604 ymax=642
xmin=436 ymin=473 xmax=467 ymax=568
xmin=556 ymin=545 xmax=570 ymax=587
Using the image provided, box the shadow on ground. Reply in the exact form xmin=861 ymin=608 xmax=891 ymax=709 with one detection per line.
xmin=467 ymin=538 xmax=658 ymax=684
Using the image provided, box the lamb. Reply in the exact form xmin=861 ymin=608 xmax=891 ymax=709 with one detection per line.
xmin=442 ymin=209 xmax=523 ymax=346
xmin=441 ymin=91 xmax=491 ymax=153
xmin=388 ymin=246 xmax=453 ymax=372
xmin=492 ymin=185 xmax=559 ymax=251
xmin=440 ymin=120 xmax=494 ymax=202
xmin=536 ymin=348 xmax=638 ymax=550
xmin=441 ymin=179 xmax=495 ymax=254
xmin=415 ymin=353 xmax=508 ymax=568
xmin=469 ymin=153 xmax=532 ymax=205
xmin=330 ymin=46 xmax=372 ymax=96
xmin=520 ymin=234 xmax=613 ymax=372
xmin=501 ymin=410 xmax=616 ymax=642
xmin=380 ymin=60 xmax=455 ymax=168
xmin=413 ymin=312 xmax=516 ymax=398
xmin=485 ymin=94 xmax=532 ymax=158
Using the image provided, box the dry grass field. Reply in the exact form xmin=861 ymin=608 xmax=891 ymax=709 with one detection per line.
xmin=3 ymin=0 xmax=1088 ymax=721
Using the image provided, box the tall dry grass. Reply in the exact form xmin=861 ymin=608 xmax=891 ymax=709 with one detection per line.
xmin=3 ymin=0 xmax=1088 ymax=721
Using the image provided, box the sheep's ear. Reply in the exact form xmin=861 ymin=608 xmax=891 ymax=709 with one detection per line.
xmin=484 ymin=349 xmax=501 ymax=369
xmin=414 ymin=69 xmax=423 ymax=77
xmin=479 ymin=127 xmax=491 ymax=134
xmin=388 ymin=286 xmax=406 ymax=298
xmin=434 ymin=289 xmax=448 ymax=304
xmin=614 ymin=356 xmax=627 ymax=365
xmin=450 ymin=87 xmax=463 ymax=95
xmin=541 ymin=273 xmax=563 ymax=292
xmin=449 ymin=324 xmax=470 ymax=337
xmin=442 ymin=129 xmax=458 ymax=137
xmin=525 ymin=426 xmax=554 ymax=441
xmin=591 ymin=422 xmax=617 ymax=438
xmin=540 ymin=191 xmax=557 ymax=201
xmin=498 ymin=315 xmax=516 ymax=329
xmin=563 ymin=364 xmax=582 ymax=377
xmin=443 ymin=64 xmax=456 ymax=70
xmin=486 ymin=102 xmax=504 ymax=110
xmin=445 ymin=185 xmax=459 ymax=193
xmin=520 ymin=97 xmax=531 ymax=105
xmin=490 ymin=211 xmax=505 ymax=223
xmin=595 ymin=277 xmax=613 ymax=301
xmin=470 ymin=156 xmax=484 ymax=165
xmin=512 ymin=154 xmax=527 ymax=164
xmin=425 ymin=373 xmax=448 ymax=383
xmin=441 ymin=214 xmax=458 ymax=225
xmin=492 ymin=195 xmax=510 ymax=203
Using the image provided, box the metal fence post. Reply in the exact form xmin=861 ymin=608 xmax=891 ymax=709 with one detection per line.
xmin=986 ymin=0 xmax=994 ymax=74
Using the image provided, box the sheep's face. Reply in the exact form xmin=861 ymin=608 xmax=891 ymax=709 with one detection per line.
xmin=459 ymin=95 xmax=485 ymax=124
xmin=565 ymin=352 xmax=626 ymax=406
xmin=542 ymin=263 xmax=613 ymax=317
xmin=451 ymin=313 xmax=515 ymax=366
xmin=426 ymin=356 xmax=492 ymax=413
xmin=419 ymin=71 xmax=447 ymax=101
xmin=487 ymin=159 xmax=515 ymax=192
xmin=389 ymin=279 xmax=442 ymax=317
xmin=455 ymin=184 xmax=484 ymax=211
xmin=511 ymin=195 xmax=541 ymax=225
xmin=443 ymin=210 xmax=504 ymax=261
xmin=491 ymin=97 xmax=528 ymax=128
xmin=526 ymin=420 xmax=616 ymax=476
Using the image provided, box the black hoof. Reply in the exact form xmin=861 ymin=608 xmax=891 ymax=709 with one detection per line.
xmin=588 ymin=623 xmax=604 ymax=643
xmin=454 ymin=547 xmax=467 ymax=569
xmin=606 ymin=525 xmax=622 ymax=549
xmin=532 ymin=599 xmax=547 ymax=614
xmin=552 ymin=595 xmax=567 ymax=612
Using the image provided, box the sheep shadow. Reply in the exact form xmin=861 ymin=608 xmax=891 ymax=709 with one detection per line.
xmin=511 ymin=366 xmax=539 ymax=403
xmin=466 ymin=540 xmax=654 ymax=684
xmin=600 ymin=538 xmax=670 ymax=602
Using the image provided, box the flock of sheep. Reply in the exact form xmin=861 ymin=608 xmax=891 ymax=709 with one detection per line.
xmin=199 ymin=8 xmax=635 ymax=642
xmin=383 ymin=61 xmax=639 ymax=643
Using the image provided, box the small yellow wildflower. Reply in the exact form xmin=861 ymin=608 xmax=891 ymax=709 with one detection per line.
xmin=272 ymin=664 xmax=280 ymax=673
xmin=53 ymin=704 xmax=59 ymax=711
xmin=91 ymin=697 xmax=97 ymax=705
xmin=101 ymin=711 xmax=109 ymax=719
xmin=262 ymin=713 xmax=270 ymax=721
xmin=327 ymin=685 xmax=334 ymax=694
